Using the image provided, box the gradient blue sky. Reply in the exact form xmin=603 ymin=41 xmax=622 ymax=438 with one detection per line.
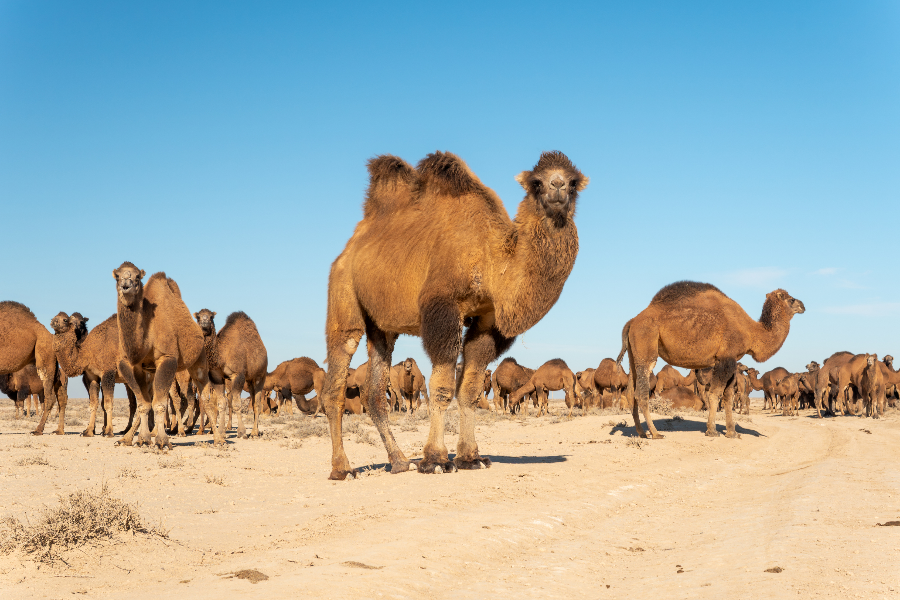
xmin=2 ymin=1 xmax=898 ymax=396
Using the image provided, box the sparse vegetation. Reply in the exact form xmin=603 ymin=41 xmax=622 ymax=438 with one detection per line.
xmin=158 ymin=455 xmax=185 ymax=469
xmin=205 ymin=474 xmax=226 ymax=486
xmin=16 ymin=454 xmax=49 ymax=466
xmin=118 ymin=466 xmax=139 ymax=479
xmin=0 ymin=483 xmax=167 ymax=562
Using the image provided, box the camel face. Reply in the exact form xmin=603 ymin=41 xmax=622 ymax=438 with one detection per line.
xmin=193 ymin=309 xmax=217 ymax=336
xmin=807 ymin=361 xmax=820 ymax=372
xmin=113 ymin=262 xmax=145 ymax=306
xmin=403 ymin=358 xmax=413 ymax=374
xmin=768 ymin=289 xmax=805 ymax=315
xmin=515 ymin=151 xmax=589 ymax=228
xmin=50 ymin=312 xmax=72 ymax=334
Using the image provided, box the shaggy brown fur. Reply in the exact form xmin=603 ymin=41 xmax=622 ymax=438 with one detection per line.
xmin=593 ymin=358 xmax=629 ymax=410
xmin=617 ymin=283 xmax=804 ymax=438
xmin=112 ymin=262 xmax=220 ymax=448
xmin=195 ymin=310 xmax=268 ymax=438
xmin=321 ymin=151 xmax=588 ymax=479
xmin=388 ymin=358 xmax=429 ymax=413
xmin=51 ymin=312 xmax=140 ymax=437
xmin=508 ymin=358 xmax=577 ymax=417
xmin=264 ymin=357 xmax=326 ymax=417
xmin=0 ymin=301 xmax=67 ymax=435
xmin=491 ymin=357 xmax=535 ymax=414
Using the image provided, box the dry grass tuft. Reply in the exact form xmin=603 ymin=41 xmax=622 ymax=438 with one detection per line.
xmin=285 ymin=417 xmax=329 ymax=440
xmin=0 ymin=483 xmax=167 ymax=562
xmin=158 ymin=455 xmax=185 ymax=469
xmin=205 ymin=474 xmax=226 ymax=486
xmin=117 ymin=467 xmax=139 ymax=479
xmin=16 ymin=455 xmax=49 ymax=467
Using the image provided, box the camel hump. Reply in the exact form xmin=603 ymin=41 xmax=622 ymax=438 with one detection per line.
xmin=224 ymin=311 xmax=253 ymax=328
xmin=363 ymin=155 xmax=418 ymax=218
xmin=650 ymin=280 xmax=723 ymax=305
xmin=0 ymin=300 xmax=36 ymax=319
xmin=416 ymin=151 xmax=502 ymax=210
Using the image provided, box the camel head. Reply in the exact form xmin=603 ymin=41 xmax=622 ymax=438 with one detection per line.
xmin=515 ymin=151 xmax=588 ymax=228
xmin=193 ymin=309 xmax=217 ymax=337
xmin=806 ymin=361 xmax=820 ymax=372
xmin=113 ymin=262 xmax=146 ymax=306
xmin=747 ymin=368 xmax=759 ymax=378
xmin=403 ymin=358 xmax=413 ymax=374
xmin=736 ymin=362 xmax=748 ymax=374
xmin=764 ymin=289 xmax=805 ymax=317
xmin=866 ymin=353 xmax=877 ymax=368
xmin=884 ymin=355 xmax=894 ymax=369
xmin=50 ymin=311 xmax=73 ymax=335
xmin=70 ymin=312 xmax=89 ymax=343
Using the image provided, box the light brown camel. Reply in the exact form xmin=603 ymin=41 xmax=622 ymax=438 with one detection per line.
xmin=508 ymin=358 xmax=578 ymax=417
xmin=829 ymin=353 xmax=878 ymax=416
xmin=617 ymin=282 xmax=805 ymax=439
xmin=759 ymin=367 xmax=789 ymax=411
xmin=0 ymin=301 xmax=67 ymax=435
xmin=491 ymin=358 xmax=534 ymax=414
xmin=51 ymin=312 xmax=144 ymax=437
xmin=847 ymin=353 xmax=884 ymax=419
xmin=574 ymin=368 xmax=598 ymax=409
xmin=343 ymin=362 xmax=369 ymax=415
xmin=388 ymin=357 xmax=429 ymax=413
xmin=194 ymin=310 xmax=268 ymax=438
xmin=112 ymin=262 xmax=220 ymax=448
xmin=879 ymin=356 xmax=900 ymax=408
xmin=654 ymin=365 xmax=696 ymax=396
xmin=264 ymin=357 xmax=326 ymax=416
xmin=321 ymin=151 xmax=588 ymax=479
xmin=593 ymin=358 xmax=629 ymax=409
xmin=812 ymin=351 xmax=853 ymax=417
xmin=477 ymin=369 xmax=493 ymax=411
xmin=773 ymin=372 xmax=801 ymax=416
xmin=733 ymin=364 xmax=750 ymax=415
xmin=1 ymin=365 xmax=45 ymax=418
xmin=659 ymin=386 xmax=704 ymax=410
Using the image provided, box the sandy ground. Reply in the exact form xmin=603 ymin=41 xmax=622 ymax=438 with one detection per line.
xmin=0 ymin=397 xmax=899 ymax=600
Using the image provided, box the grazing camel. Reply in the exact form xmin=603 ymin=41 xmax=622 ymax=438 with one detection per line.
xmin=264 ymin=357 xmax=326 ymax=416
xmin=112 ymin=262 xmax=220 ymax=448
xmin=574 ymin=368 xmax=598 ymax=409
xmin=617 ymin=282 xmax=805 ymax=439
xmin=51 ymin=312 xmax=143 ymax=437
xmin=593 ymin=358 xmax=629 ymax=409
xmin=0 ymin=301 xmax=67 ymax=435
xmin=388 ymin=358 xmax=429 ymax=413
xmin=321 ymin=150 xmax=588 ymax=479
xmin=194 ymin=310 xmax=268 ymax=438
xmin=508 ymin=359 xmax=578 ymax=417
xmin=491 ymin=358 xmax=534 ymax=414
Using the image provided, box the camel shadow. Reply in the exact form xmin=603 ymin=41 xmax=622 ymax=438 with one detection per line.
xmin=610 ymin=417 xmax=764 ymax=438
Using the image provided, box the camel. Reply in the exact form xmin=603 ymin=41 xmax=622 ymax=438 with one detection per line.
xmin=617 ymin=282 xmax=805 ymax=439
xmin=478 ymin=369 xmax=493 ymax=410
xmin=1 ymin=366 xmax=45 ymax=418
xmin=263 ymin=357 xmax=326 ymax=416
xmin=773 ymin=372 xmax=801 ymax=416
xmin=659 ymin=386 xmax=704 ymax=410
xmin=388 ymin=358 xmax=429 ymax=413
xmin=593 ymin=358 xmax=629 ymax=409
xmin=811 ymin=351 xmax=854 ymax=417
xmin=320 ymin=151 xmax=588 ymax=479
xmin=654 ymin=365 xmax=696 ymax=396
xmin=574 ymin=368 xmax=597 ymax=409
xmin=112 ymin=262 xmax=220 ymax=448
xmin=508 ymin=359 xmax=578 ymax=417
xmin=0 ymin=301 xmax=70 ymax=435
xmin=879 ymin=355 xmax=900 ymax=408
xmin=491 ymin=358 xmax=534 ymax=414
xmin=343 ymin=363 xmax=369 ymax=415
xmin=829 ymin=353 xmax=879 ymax=416
xmin=855 ymin=354 xmax=885 ymax=418
xmin=194 ymin=310 xmax=268 ymax=438
xmin=759 ymin=367 xmax=789 ymax=411
xmin=733 ymin=365 xmax=750 ymax=415
xmin=51 ymin=312 xmax=144 ymax=437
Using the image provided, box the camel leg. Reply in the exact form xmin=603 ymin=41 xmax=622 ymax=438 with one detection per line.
xmin=213 ymin=382 xmax=229 ymax=434
xmin=364 ymin=322 xmax=411 ymax=474
xmin=116 ymin=362 xmax=151 ymax=447
xmin=249 ymin=377 xmax=264 ymax=438
xmin=83 ymin=377 xmax=100 ymax=437
xmin=229 ymin=373 xmax=247 ymax=439
xmin=121 ymin=386 xmax=138 ymax=436
xmin=148 ymin=357 xmax=176 ymax=450
xmin=322 ymin=331 xmax=362 ymax=480
xmin=455 ymin=318 xmax=508 ymax=470
xmin=722 ymin=381 xmax=739 ymax=438
xmin=30 ymin=364 xmax=58 ymax=435
xmin=100 ymin=371 xmax=116 ymax=437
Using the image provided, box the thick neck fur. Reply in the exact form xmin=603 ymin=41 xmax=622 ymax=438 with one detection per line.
xmin=494 ymin=202 xmax=578 ymax=338
xmin=748 ymin=296 xmax=792 ymax=363
xmin=202 ymin=324 xmax=221 ymax=371
xmin=54 ymin=326 xmax=85 ymax=377
xmin=117 ymin=288 xmax=146 ymax=365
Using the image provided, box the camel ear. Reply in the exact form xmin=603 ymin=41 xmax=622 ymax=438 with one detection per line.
xmin=82 ymin=317 xmax=89 ymax=323
xmin=514 ymin=171 xmax=531 ymax=191
xmin=193 ymin=312 xmax=200 ymax=321
xmin=112 ymin=269 xmax=119 ymax=281
xmin=776 ymin=290 xmax=786 ymax=300
xmin=212 ymin=311 xmax=217 ymax=317
xmin=139 ymin=269 xmax=146 ymax=279
xmin=575 ymin=176 xmax=590 ymax=191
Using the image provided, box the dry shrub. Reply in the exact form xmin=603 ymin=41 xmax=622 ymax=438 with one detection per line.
xmin=205 ymin=474 xmax=226 ymax=486
xmin=353 ymin=431 xmax=378 ymax=446
xmin=158 ymin=455 xmax=185 ymax=469
xmin=626 ymin=437 xmax=643 ymax=449
xmin=286 ymin=417 xmax=328 ymax=439
xmin=0 ymin=483 xmax=167 ymax=562
xmin=399 ymin=419 xmax=419 ymax=432
xmin=16 ymin=455 xmax=49 ymax=467
xmin=648 ymin=395 xmax=674 ymax=416
xmin=118 ymin=467 xmax=139 ymax=479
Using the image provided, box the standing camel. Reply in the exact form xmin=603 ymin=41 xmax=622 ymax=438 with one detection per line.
xmin=0 ymin=301 xmax=66 ymax=435
xmin=617 ymin=282 xmax=805 ymax=439
xmin=654 ymin=365 xmax=696 ymax=396
xmin=194 ymin=310 xmax=268 ymax=438
xmin=593 ymin=358 xmax=629 ymax=409
xmin=491 ymin=358 xmax=534 ymax=413
xmin=574 ymin=368 xmax=598 ymax=409
xmin=508 ymin=358 xmax=578 ymax=417
xmin=112 ymin=262 xmax=221 ymax=448
xmin=388 ymin=358 xmax=430 ymax=413
xmin=264 ymin=357 xmax=326 ymax=416
xmin=320 ymin=150 xmax=588 ymax=479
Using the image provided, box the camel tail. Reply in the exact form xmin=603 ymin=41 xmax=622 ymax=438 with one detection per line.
xmin=363 ymin=155 xmax=417 ymax=218
xmin=616 ymin=319 xmax=632 ymax=367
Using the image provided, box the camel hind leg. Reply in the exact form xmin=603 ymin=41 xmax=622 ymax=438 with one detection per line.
xmin=322 ymin=329 xmax=363 ymax=480
xmin=100 ymin=371 xmax=116 ymax=437
xmin=83 ymin=377 xmax=100 ymax=437
xmin=230 ymin=373 xmax=248 ymax=439
xmin=705 ymin=358 xmax=738 ymax=437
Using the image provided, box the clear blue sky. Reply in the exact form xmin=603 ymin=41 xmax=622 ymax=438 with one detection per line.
xmin=2 ymin=1 xmax=898 ymax=395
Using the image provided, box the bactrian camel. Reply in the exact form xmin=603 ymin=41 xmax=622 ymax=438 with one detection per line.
xmin=617 ymin=282 xmax=805 ymax=439
xmin=112 ymin=262 xmax=221 ymax=448
xmin=321 ymin=151 xmax=588 ymax=479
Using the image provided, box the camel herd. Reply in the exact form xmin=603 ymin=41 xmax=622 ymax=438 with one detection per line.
xmin=0 ymin=150 xmax=893 ymax=480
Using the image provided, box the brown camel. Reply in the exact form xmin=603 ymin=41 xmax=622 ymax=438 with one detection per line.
xmin=194 ymin=310 xmax=268 ymax=438
xmin=263 ymin=357 xmax=326 ymax=416
xmin=343 ymin=362 xmax=370 ymax=415
xmin=388 ymin=357 xmax=429 ymax=413
xmin=733 ymin=364 xmax=750 ymax=415
xmin=593 ymin=358 xmax=629 ymax=409
xmin=659 ymin=386 xmax=704 ymax=410
xmin=112 ymin=262 xmax=220 ymax=448
xmin=879 ymin=355 xmax=900 ymax=408
xmin=617 ymin=282 xmax=805 ymax=439
xmin=0 ymin=365 xmax=46 ymax=418
xmin=0 ymin=301 xmax=68 ymax=435
xmin=320 ymin=151 xmax=588 ymax=479
xmin=811 ymin=351 xmax=853 ymax=417
xmin=491 ymin=358 xmax=534 ymax=414
xmin=51 ymin=312 xmax=144 ymax=437
xmin=844 ymin=353 xmax=884 ymax=419
xmin=574 ymin=368 xmax=597 ymax=409
xmin=829 ymin=353 xmax=879 ymax=416
xmin=773 ymin=372 xmax=801 ymax=416
xmin=654 ymin=365 xmax=696 ymax=396
xmin=760 ymin=367 xmax=789 ymax=411
xmin=508 ymin=358 xmax=578 ymax=417
xmin=478 ymin=369 xmax=493 ymax=410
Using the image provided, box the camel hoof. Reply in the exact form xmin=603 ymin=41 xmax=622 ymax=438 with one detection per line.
xmin=418 ymin=461 xmax=456 ymax=475
xmin=454 ymin=457 xmax=492 ymax=470
xmin=724 ymin=432 xmax=741 ymax=439
xmin=388 ymin=459 xmax=412 ymax=474
xmin=81 ymin=430 xmax=94 ymax=438
xmin=705 ymin=430 xmax=720 ymax=437
xmin=30 ymin=430 xmax=43 ymax=436
xmin=328 ymin=469 xmax=357 ymax=481
xmin=115 ymin=438 xmax=133 ymax=447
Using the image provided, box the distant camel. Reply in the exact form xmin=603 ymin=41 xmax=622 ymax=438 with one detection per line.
xmin=264 ymin=357 xmax=326 ymax=416
xmin=508 ymin=358 xmax=578 ymax=417
xmin=593 ymin=358 xmax=628 ymax=409
xmin=574 ymin=368 xmax=597 ymax=409
xmin=491 ymin=358 xmax=534 ymax=414
xmin=389 ymin=358 xmax=429 ymax=413
xmin=617 ymin=282 xmax=804 ymax=439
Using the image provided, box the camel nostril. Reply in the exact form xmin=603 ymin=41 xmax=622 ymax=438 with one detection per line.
xmin=550 ymin=178 xmax=564 ymax=190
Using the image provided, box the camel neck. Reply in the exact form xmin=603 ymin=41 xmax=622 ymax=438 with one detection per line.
xmin=54 ymin=329 xmax=85 ymax=377
xmin=204 ymin=328 xmax=220 ymax=370
xmin=748 ymin=299 xmax=791 ymax=363
xmin=117 ymin=295 xmax=145 ymax=364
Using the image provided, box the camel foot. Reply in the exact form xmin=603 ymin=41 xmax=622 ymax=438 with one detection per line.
xmin=705 ymin=430 xmax=720 ymax=437
xmin=642 ymin=431 xmax=664 ymax=440
xmin=54 ymin=429 xmax=65 ymax=435
xmin=329 ymin=468 xmax=358 ymax=481
xmin=386 ymin=458 xmax=414 ymax=474
xmin=155 ymin=438 xmax=173 ymax=451
xmin=724 ymin=431 xmax=741 ymax=439
xmin=454 ymin=456 xmax=492 ymax=470
xmin=237 ymin=427 xmax=246 ymax=439
xmin=136 ymin=432 xmax=153 ymax=446
xmin=81 ymin=429 xmax=94 ymax=437
xmin=30 ymin=430 xmax=43 ymax=436
xmin=115 ymin=436 xmax=134 ymax=447
xmin=103 ymin=431 xmax=115 ymax=438
xmin=417 ymin=460 xmax=457 ymax=475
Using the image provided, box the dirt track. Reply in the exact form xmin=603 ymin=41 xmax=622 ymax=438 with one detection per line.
xmin=1 ymin=400 xmax=898 ymax=599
